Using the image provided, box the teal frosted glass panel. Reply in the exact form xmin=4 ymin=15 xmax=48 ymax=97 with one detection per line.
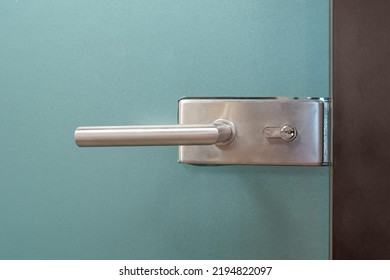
xmin=0 ymin=0 xmax=329 ymax=259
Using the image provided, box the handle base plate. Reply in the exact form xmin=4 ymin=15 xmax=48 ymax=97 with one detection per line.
xmin=178 ymin=98 xmax=329 ymax=166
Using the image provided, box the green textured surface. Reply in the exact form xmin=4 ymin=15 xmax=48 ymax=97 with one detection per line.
xmin=0 ymin=0 xmax=329 ymax=259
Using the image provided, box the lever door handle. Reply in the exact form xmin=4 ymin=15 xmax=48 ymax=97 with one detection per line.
xmin=75 ymin=119 xmax=235 ymax=147
xmin=74 ymin=97 xmax=330 ymax=165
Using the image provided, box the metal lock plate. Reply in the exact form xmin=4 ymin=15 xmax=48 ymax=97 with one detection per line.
xmin=178 ymin=98 xmax=329 ymax=165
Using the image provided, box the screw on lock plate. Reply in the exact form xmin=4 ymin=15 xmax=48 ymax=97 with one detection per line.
xmin=262 ymin=125 xmax=297 ymax=142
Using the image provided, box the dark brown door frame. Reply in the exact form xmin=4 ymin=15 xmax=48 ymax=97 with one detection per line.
xmin=332 ymin=0 xmax=390 ymax=259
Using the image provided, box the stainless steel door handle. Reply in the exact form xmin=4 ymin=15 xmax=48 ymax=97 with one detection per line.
xmin=74 ymin=97 xmax=330 ymax=166
xmin=75 ymin=119 xmax=235 ymax=147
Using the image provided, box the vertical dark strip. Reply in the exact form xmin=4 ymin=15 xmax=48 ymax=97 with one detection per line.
xmin=333 ymin=0 xmax=390 ymax=259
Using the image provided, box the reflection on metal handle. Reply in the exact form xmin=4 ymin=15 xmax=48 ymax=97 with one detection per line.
xmin=75 ymin=119 xmax=235 ymax=147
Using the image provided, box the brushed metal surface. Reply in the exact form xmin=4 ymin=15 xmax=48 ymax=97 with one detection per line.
xmin=179 ymin=98 xmax=324 ymax=165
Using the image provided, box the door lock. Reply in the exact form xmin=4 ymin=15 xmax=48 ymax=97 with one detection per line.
xmin=263 ymin=125 xmax=298 ymax=142
xmin=75 ymin=97 xmax=330 ymax=166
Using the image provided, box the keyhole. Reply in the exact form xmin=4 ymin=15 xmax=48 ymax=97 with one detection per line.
xmin=280 ymin=125 xmax=297 ymax=141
